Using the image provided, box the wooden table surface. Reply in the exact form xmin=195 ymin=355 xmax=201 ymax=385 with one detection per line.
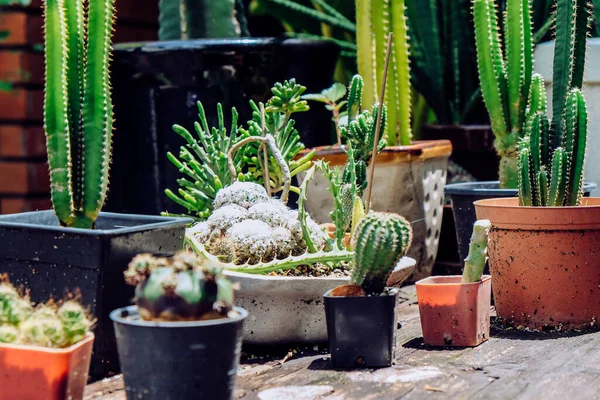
xmin=84 ymin=286 xmax=600 ymax=400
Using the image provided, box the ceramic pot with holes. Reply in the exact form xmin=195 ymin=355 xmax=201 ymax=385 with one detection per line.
xmin=298 ymin=141 xmax=452 ymax=281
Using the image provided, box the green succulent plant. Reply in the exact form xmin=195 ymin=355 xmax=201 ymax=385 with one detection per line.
xmin=158 ymin=0 xmax=249 ymax=40
xmin=43 ymin=0 xmax=116 ymax=228
xmin=461 ymin=220 xmax=491 ymax=283
xmin=518 ymin=0 xmax=591 ymax=207
xmin=350 ymin=211 xmax=413 ymax=295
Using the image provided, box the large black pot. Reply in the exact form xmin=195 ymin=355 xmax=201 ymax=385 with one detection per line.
xmin=324 ymin=288 xmax=398 ymax=368
xmin=111 ymin=305 xmax=247 ymax=400
xmin=107 ymin=38 xmax=340 ymax=216
xmin=446 ymin=181 xmax=597 ymax=261
xmin=0 ymin=211 xmax=191 ymax=378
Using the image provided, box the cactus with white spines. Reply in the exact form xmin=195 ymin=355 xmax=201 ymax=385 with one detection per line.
xmin=518 ymin=0 xmax=591 ymax=207
xmin=473 ymin=0 xmax=533 ymax=189
xmin=351 ymin=212 xmax=413 ymax=295
xmin=43 ymin=0 xmax=116 ymax=228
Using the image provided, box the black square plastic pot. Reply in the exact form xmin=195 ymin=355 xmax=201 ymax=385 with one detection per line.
xmin=324 ymin=288 xmax=399 ymax=368
xmin=111 ymin=305 xmax=247 ymax=400
xmin=0 ymin=210 xmax=191 ymax=378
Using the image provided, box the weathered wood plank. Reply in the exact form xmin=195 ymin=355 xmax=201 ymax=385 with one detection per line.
xmin=84 ymin=285 xmax=600 ymax=400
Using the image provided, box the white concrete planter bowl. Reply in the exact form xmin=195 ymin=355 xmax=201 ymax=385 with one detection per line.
xmin=226 ymin=257 xmax=417 ymax=344
xmin=535 ymin=39 xmax=600 ymax=196
xmin=298 ymin=140 xmax=452 ymax=281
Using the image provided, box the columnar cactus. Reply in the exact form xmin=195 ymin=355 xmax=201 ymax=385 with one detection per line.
xmin=0 ymin=275 xmax=92 ymax=347
xmin=158 ymin=0 xmax=249 ymax=40
xmin=473 ymin=0 xmax=533 ymax=189
xmin=461 ymin=220 xmax=491 ymax=283
xmin=351 ymin=212 xmax=413 ymax=295
xmin=43 ymin=0 xmax=116 ymax=228
xmin=518 ymin=0 xmax=591 ymax=207
xmin=125 ymin=252 xmax=235 ymax=321
xmin=356 ymin=0 xmax=411 ymax=145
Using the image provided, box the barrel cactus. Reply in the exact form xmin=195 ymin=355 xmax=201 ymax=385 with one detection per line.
xmin=351 ymin=212 xmax=413 ymax=295
xmin=0 ymin=275 xmax=92 ymax=348
xmin=124 ymin=252 xmax=235 ymax=322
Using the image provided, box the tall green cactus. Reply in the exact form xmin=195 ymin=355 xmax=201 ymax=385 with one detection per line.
xmin=351 ymin=211 xmax=413 ymax=295
xmin=356 ymin=0 xmax=412 ymax=145
xmin=43 ymin=0 xmax=116 ymax=229
xmin=158 ymin=0 xmax=249 ymax=40
xmin=473 ymin=0 xmax=533 ymax=188
xmin=461 ymin=219 xmax=491 ymax=283
xmin=518 ymin=0 xmax=591 ymax=207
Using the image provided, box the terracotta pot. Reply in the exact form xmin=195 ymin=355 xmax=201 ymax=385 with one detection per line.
xmin=416 ymin=276 xmax=491 ymax=347
xmin=321 ymin=222 xmax=351 ymax=249
xmin=0 ymin=333 xmax=94 ymax=400
xmin=475 ymin=197 xmax=600 ymax=330
xmin=298 ymin=140 xmax=452 ymax=281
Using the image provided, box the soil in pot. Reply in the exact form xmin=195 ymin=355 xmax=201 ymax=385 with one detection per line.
xmin=475 ymin=197 xmax=600 ymax=331
xmin=111 ymin=306 xmax=247 ymax=400
xmin=416 ymin=276 xmax=491 ymax=347
xmin=324 ymin=286 xmax=399 ymax=368
xmin=0 ymin=333 xmax=94 ymax=400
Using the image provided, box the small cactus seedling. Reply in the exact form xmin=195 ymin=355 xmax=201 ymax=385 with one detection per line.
xmin=43 ymin=0 xmax=116 ymax=228
xmin=461 ymin=220 xmax=491 ymax=283
xmin=351 ymin=212 xmax=413 ymax=295
xmin=0 ymin=275 xmax=92 ymax=348
xmin=518 ymin=0 xmax=591 ymax=207
xmin=124 ymin=252 xmax=235 ymax=322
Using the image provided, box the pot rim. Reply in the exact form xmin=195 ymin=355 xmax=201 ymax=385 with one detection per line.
xmin=298 ymin=140 xmax=452 ymax=166
xmin=323 ymin=286 xmax=399 ymax=299
xmin=0 ymin=332 xmax=94 ymax=354
xmin=110 ymin=306 xmax=247 ymax=328
xmin=415 ymin=275 xmax=491 ymax=287
xmin=475 ymin=197 xmax=600 ymax=229
xmin=447 ymin=181 xmax=597 ymax=195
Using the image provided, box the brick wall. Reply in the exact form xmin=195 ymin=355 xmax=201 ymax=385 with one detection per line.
xmin=0 ymin=0 xmax=157 ymax=214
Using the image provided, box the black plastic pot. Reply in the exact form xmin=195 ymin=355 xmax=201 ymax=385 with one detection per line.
xmin=0 ymin=210 xmax=191 ymax=378
xmin=111 ymin=305 xmax=247 ymax=400
xmin=446 ymin=181 xmax=597 ymax=261
xmin=107 ymin=38 xmax=340 ymax=216
xmin=324 ymin=288 xmax=398 ymax=368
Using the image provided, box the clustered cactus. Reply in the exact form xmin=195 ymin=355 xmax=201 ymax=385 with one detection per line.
xmin=187 ymin=181 xmax=328 ymax=265
xmin=473 ymin=0 xmax=533 ymax=189
xmin=518 ymin=0 xmax=591 ymax=206
xmin=356 ymin=0 xmax=412 ymax=145
xmin=158 ymin=0 xmax=249 ymax=40
xmin=0 ymin=275 xmax=92 ymax=348
xmin=351 ymin=212 xmax=413 ymax=295
xmin=461 ymin=220 xmax=491 ymax=283
xmin=124 ymin=252 xmax=235 ymax=321
xmin=43 ymin=0 xmax=116 ymax=228
xmin=166 ymin=79 xmax=314 ymax=219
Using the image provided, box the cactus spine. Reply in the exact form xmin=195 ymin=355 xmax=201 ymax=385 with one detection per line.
xmin=356 ymin=0 xmax=412 ymax=145
xmin=518 ymin=0 xmax=591 ymax=207
xmin=43 ymin=0 xmax=116 ymax=228
xmin=461 ymin=220 xmax=491 ymax=283
xmin=473 ymin=0 xmax=533 ymax=188
xmin=351 ymin=212 xmax=413 ymax=295
xmin=158 ymin=0 xmax=249 ymax=40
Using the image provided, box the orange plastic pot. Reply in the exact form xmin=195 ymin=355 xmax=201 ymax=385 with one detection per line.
xmin=416 ymin=276 xmax=491 ymax=346
xmin=0 ymin=333 xmax=94 ymax=400
xmin=475 ymin=197 xmax=600 ymax=330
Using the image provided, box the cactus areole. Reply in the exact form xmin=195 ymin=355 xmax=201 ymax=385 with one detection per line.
xmin=43 ymin=0 xmax=116 ymax=228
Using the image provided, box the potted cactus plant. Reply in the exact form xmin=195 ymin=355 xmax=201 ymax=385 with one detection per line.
xmin=475 ymin=0 xmax=600 ymax=331
xmin=111 ymin=252 xmax=247 ymax=400
xmin=106 ymin=0 xmax=341 ymax=216
xmin=0 ymin=0 xmax=191 ymax=377
xmin=416 ymin=220 xmax=492 ymax=347
xmin=0 ymin=275 xmax=94 ymax=400
xmin=324 ymin=211 xmax=414 ymax=368
xmin=446 ymin=0 xmax=595 ymax=262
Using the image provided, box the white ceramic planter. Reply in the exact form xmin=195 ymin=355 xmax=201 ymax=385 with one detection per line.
xmin=298 ymin=140 xmax=452 ymax=281
xmin=226 ymin=257 xmax=416 ymax=343
xmin=534 ymin=39 xmax=600 ymax=196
